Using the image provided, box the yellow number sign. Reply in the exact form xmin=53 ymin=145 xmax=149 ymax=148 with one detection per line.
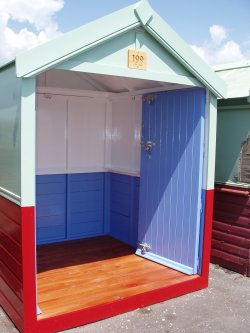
xmin=128 ymin=50 xmax=147 ymax=70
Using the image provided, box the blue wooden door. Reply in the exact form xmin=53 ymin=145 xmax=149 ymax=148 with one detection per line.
xmin=136 ymin=88 xmax=205 ymax=275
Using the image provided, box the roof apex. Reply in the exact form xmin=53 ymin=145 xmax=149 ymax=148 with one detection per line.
xmin=134 ymin=0 xmax=153 ymax=26
xmin=15 ymin=1 xmax=226 ymax=98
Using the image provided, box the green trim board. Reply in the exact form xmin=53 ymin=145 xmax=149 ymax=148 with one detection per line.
xmin=15 ymin=2 xmax=140 ymax=78
xmin=14 ymin=0 xmax=226 ymax=98
xmin=0 ymin=60 xmax=15 ymax=73
xmin=213 ymin=60 xmax=250 ymax=72
xmin=55 ymin=29 xmax=200 ymax=88
xmin=218 ymin=97 xmax=250 ymax=108
xmin=214 ymin=60 xmax=250 ymax=99
xmin=140 ymin=9 xmax=226 ymax=98
xmin=20 ymin=78 xmax=36 ymax=207
xmin=0 ymin=63 xmax=22 ymax=203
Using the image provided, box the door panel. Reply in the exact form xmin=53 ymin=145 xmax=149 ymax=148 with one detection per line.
xmin=137 ymin=88 xmax=205 ymax=275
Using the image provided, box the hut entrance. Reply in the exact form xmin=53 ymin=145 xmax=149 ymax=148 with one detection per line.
xmin=35 ymin=70 xmax=205 ymax=319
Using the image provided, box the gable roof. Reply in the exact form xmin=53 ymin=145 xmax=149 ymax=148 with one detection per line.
xmin=15 ymin=0 xmax=226 ymax=98
xmin=214 ymin=60 xmax=250 ymax=98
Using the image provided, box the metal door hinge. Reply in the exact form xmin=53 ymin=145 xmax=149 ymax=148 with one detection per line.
xmin=143 ymin=95 xmax=156 ymax=105
xmin=137 ymin=242 xmax=152 ymax=255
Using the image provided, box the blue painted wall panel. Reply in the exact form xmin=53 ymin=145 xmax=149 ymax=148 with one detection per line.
xmin=36 ymin=215 xmax=64 ymax=228
xmin=36 ymin=174 xmax=67 ymax=244
xmin=130 ymin=177 xmax=140 ymax=247
xmin=110 ymin=212 xmax=130 ymax=243
xmin=36 ymin=172 xmax=139 ymax=245
xmin=111 ymin=193 xmax=130 ymax=216
xmin=138 ymin=88 xmax=205 ymax=274
xmin=36 ymin=226 xmax=66 ymax=243
xmin=68 ymin=173 xmax=105 ymax=239
xmin=103 ymin=173 xmax=111 ymax=235
xmin=109 ymin=173 xmax=139 ymax=247
xmin=70 ymin=221 xmax=104 ymax=236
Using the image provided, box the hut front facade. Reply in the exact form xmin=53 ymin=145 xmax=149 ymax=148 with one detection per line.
xmin=0 ymin=1 xmax=226 ymax=332
xmin=213 ymin=61 xmax=250 ymax=276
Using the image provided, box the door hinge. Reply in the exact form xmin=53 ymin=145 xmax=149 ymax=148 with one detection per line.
xmin=137 ymin=242 xmax=152 ymax=255
xmin=143 ymin=95 xmax=156 ymax=105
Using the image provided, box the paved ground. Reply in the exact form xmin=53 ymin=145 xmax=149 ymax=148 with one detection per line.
xmin=1 ymin=264 xmax=250 ymax=333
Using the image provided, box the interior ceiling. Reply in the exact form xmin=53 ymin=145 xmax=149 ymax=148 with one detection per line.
xmin=36 ymin=69 xmax=186 ymax=94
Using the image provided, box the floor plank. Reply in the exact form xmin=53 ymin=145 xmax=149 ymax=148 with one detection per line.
xmin=37 ymin=236 xmax=197 ymax=319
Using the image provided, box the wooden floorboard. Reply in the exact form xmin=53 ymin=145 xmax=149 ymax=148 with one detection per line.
xmin=37 ymin=236 xmax=197 ymax=319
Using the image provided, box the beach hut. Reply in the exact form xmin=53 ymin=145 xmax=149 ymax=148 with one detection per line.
xmin=0 ymin=1 xmax=226 ymax=332
xmin=212 ymin=61 xmax=250 ymax=276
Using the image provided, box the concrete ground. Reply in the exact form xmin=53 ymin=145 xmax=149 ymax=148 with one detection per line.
xmin=1 ymin=264 xmax=250 ymax=333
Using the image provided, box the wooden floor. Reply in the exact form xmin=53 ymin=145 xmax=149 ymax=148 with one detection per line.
xmin=37 ymin=236 xmax=196 ymax=319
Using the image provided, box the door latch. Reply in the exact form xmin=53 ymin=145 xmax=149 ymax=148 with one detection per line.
xmin=137 ymin=242 xmax=152 ymax=255
xmin=140 ymin=140 xmax=156 ymax=153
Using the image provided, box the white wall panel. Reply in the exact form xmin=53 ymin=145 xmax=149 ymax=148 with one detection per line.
xmin=36 ymin=90 xmax=142 ymax=176
xmin=132 ymin=96 xmax=142 ymax=173
xmin=68 ymin=97 xmax=106 ymax=172
xmin=36 ymin=94 xmax=67 ymax=173
xmin=110 ymin=96 xmax=141 ymax=175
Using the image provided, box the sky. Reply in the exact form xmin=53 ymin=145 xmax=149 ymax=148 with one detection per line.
xmin=0 ymin=0 xmax=250 ymax=67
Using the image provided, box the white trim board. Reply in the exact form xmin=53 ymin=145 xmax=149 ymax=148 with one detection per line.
xmin=36 ymin=87 xmax=113 ymax=99
xmin=36 ymin=168 xmax=140 ymax=177
xmin=36 ymin=82 xmax=192 ymax=101
xmin=135 ymin=250 xmax=195 ymax=275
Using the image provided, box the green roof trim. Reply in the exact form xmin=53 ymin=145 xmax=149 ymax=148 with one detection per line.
xmin=0 ymin=60 xmax=15 ymax=73
xmin=218 ymin=97 xmax=250 ymax=108
xmin=214 ymin=60 xmax=250 ymax=72
xmin=15 ymin=0 xmax=226 ymax=98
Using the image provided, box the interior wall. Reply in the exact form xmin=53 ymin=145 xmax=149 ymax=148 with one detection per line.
xmin=36 ymin=90 xmax=141 ymax=245
xmin=36 ymin=92 xmax=141 ymax=175
xmin=36 ymin=94 xmax=106 ymax=174
xmin=36 ymin=173 xmax=107 ymax=244
xmin=36 ymin=94 xmax=67 ymax=173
